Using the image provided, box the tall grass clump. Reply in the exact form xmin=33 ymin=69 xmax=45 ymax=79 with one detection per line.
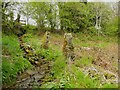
xmin=2 ymin=34 xmax=32 ymax=85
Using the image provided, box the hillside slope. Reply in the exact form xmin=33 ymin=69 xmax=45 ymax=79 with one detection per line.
xmin=2 ymin=33 xmax=118 ymax=88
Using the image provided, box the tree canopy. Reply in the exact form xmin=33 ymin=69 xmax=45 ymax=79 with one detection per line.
xmin=2 ymin=1 xmax=118 ymax=35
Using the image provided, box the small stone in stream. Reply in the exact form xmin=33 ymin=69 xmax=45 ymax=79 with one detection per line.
xmin=26 ymin=70 xmax=36 ymax=75
xmin=34 ymin=61 xmax=41 ymax=66
xmin=33 ymin=74 xmax=44 ymax=82
xmin=29 ymin=59 xmax=35 ymax=65
xmin=39 ymin=71 xmax=45 ymax=75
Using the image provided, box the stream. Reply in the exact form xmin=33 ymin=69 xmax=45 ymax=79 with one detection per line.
xmin=10 ymin=35 xmax=54 ymax=88
xmin=12 ymin=61 xmax=54 ymax=88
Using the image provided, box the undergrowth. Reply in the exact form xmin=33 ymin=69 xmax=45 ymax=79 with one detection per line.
xmin=2 ymin=34 xmax=32 ymax=85
xmin=2 ymin=32 xmax=118 ymax=88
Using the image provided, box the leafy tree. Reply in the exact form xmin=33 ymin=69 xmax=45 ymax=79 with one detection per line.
xmin=2 ymin=2 xmax=17 ymax=33
xmin=58 ymin=2 xmax=94 ymax=32
xmin=46 ymin=2 xmax=58 ymax=31
xmin=29 ymin=2 xmax=49 ymax=31
xmin=29 ymin=2 xmax=59 ymax=31
xmin=2 ymin=1 xmax=118 ymax=35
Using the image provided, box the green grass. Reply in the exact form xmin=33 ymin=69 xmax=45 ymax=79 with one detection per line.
xmin=28 ymin=33 xmax=117 ymax=88
xmin=51 ymin=56 xmax=66 ymax=77
xmin=62 ymin=64 xmax=100 ymax=88
xmin=22 ymin=33 xmax=62 ymax=61
xmin=73 ymin=33 xmax=117 ymax=48
xmin=41 ymin=64 xmax=100 ymax=88
xmin=2 ymin=32 xmax=118 ymax=88
xmin=39 ymin=33 xmax=118 ymax=88
xmin=101 ymin=83 xmax=118 ymax=88
xmin=35 ymin=47 xmax=60 ymax=61
xmin=74 ymin=56 xmax=93 ymax=68
xmin=22 ymin=33 xmax=41 ymax=49
xmin=2 ymin=34 xmax=32 ymax=85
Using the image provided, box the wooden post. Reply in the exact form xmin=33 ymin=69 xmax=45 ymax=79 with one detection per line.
xmin=62 ymin=33 xmax=75 ymax=63
xmin=41 ymin=31 xmax=50 ymax=49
